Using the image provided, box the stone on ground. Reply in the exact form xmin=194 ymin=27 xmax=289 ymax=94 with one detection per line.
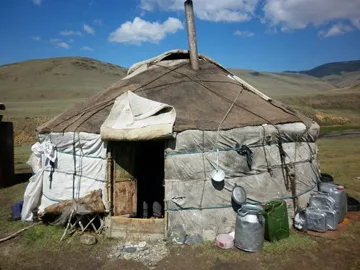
xmin=80 ymin=233 xmax=97 ymax=245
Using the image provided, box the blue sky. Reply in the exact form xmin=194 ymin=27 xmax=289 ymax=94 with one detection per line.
xmin=0 ymin=0 xmax=359 ymax=72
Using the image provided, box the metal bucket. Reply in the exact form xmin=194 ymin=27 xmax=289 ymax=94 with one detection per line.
xmin=234 ymin=204 xmax=264 ymax=252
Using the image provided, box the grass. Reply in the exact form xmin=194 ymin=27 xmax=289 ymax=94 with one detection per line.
xmin=318 ymin=137 xmax=360 ymax=198
xmin=191 ymin=231 xmax=317 ymax=262
xmin=262 ymin=232 xmax=317 ymax=254
xmin=0 ymin=183 xmax=28 ymax=234
xmin=0 ymin=57 xmax=127 ymax=102
xmin=320 ymin=125 xmax=360 ymax=135
xmin=2 ymin=99 xmax=83 ymax=119
xmin=14 ymin=145 xmax=32 ymax=174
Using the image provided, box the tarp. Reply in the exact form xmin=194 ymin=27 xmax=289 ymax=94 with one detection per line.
xmin=100 ymin=91 xmax=176 ymax=141
xmin=21 ymin=132 xmax=107 ymax=221
xmin=164 ymin=121 xmax=320 ymax=235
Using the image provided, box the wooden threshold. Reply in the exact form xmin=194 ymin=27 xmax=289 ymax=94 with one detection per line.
xmin=106 ymin=216 xmax=165 ymax=241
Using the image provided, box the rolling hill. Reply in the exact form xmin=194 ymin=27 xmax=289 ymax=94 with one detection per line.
xmin=0 ymin=57 xmax=127 ymax=102
xmin=228 ymin=69 xmax=335 ymax=96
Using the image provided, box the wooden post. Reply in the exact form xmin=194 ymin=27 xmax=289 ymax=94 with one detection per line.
xmin=164 ymin=148 xmax=168 ymax=240
xmin=106 ymin=143 xmax=113 ymax=215
xmin=184 ymin=0 xmax=199 ymax=70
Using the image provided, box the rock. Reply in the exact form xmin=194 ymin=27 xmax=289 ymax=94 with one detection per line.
xmin=123 ymin=253 xmax=135 ymax=260
xmin=137 ymin=241 xmax=147 ymax=251
xmin=202 ymin=230 xmax=216 ymax=242
xmin=124 ymin=247 xmax=137 ymax=253
xmin=185 ymin=234 xmax=204 ymax=245
xmin=113 ymin=248 xmax=123 ymax=259
xmin=80 ymin=233 xmax=96 ymax=245
xmin=169 ymin=224 xmax=186 ymax=244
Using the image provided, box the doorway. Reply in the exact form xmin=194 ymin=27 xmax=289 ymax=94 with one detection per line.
xmin=135 ymin=141 xmax=165 ymax=218
xmin=111 ymin=141 xmax=164 ymax=219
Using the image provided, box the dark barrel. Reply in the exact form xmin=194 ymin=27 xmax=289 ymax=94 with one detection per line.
xmin=0 ymin=121 xmax=14 ymax=188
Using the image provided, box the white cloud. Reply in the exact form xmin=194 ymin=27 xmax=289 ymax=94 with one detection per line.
xmin=57 ymin=42 xmax=70 ymax=49
xmin=140 ymin=0 xmax=360 ymax=36
xmin=68 ymin=39 xmax=74 ymax=43
xmin=32 ymin=0 xmax=41 ymax=6
xmin=49 ymin=39 xmax=70 ymax=49
xmin=84 ymin=24 xmax=95 ymax=35
xmin=234 ymin=30 xmax=254 ymax=37
xmin=81 ymin=46 xmax=94 ymax=51
xmin=31 ymin=36 xmax=41 ymax=41
xmin=93 ymin=19 xmax=102 ymax=26
xmin=60 ymin=30 xmax=82 ymax=36
xmin=109 ymin=17 xmax=183 ymax=45
xmin=318 ymin=23 xmax=354 ymax=38
xmin=50 ymin=38 xmax=61 ymax=43
xmin=140 ymin=0 xmax=258 ymax=22
xmin=263 ymin=0 xmax=360 ymax=31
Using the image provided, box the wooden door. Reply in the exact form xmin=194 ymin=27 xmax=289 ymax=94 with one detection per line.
xmin=112 ymin=142 xmax=137 ymax=217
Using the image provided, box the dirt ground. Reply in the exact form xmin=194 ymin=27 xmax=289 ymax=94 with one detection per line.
xmin=1 ymin=222 xmax=360 ymax=270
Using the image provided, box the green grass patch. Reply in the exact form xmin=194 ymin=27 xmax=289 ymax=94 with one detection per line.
xmin=320 ymin=125 xmax=360 ymax=135
xmin=0 ymin=183 xmax=28 ymax=235
xmin=14 ymin=145 xmax=32 ymax=174
xmin=23 ymin=224 xmax=63 ymax=245
xmin=262 ymin=232 xmax=317 ymax=254
xmin=318 ymin=137 xmax=360 ymax=198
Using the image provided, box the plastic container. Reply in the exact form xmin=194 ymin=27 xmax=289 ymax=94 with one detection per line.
xmin=216 ymin=234 xmax=234 ymax=249
xmin=294 ymin=208 xmax=307 ymax=231
xmin=234 ymin=204 xmax=265 ymax=252
xmin=320 ymin=173 xmax=334 ymax=183
xmin=323 ymin=209 xmax=339 ymax=231
xmin=305 ymin=208 xmax=327 ymax=232
xmin=309 ymin=193 xmax=339 ymax=230
xmin=10 ymin=200 xmax=24 ymax=221
xmin=309 ymin=193 xmax=336 ymax=211
xmin=319 ymin=183 xmax=347 ymax=223
xmin=263 ymin=200 xmax=290 ymax=242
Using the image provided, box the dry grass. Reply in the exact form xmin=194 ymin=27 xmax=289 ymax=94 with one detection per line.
xmin=0 ymin=57 xmax=126 ymax=102
xmin=315 ymin=111 xmax=351 ymax=125
xmin=10 ymin=117 xmax=50 ymax=145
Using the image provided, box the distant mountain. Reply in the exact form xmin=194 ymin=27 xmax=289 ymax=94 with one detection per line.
xmin=285 ymin=60 xmax=360 ymax=88
xmin=286 ymin=60 xmax=360 ymax=78
xmin=0 ymin=57 xmax=127 ymax=101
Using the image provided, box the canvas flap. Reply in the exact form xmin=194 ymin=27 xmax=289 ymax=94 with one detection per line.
xmin=100 ymin=91 xmax=176 ymax=141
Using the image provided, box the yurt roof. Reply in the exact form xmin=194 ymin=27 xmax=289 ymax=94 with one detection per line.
xmin=37 ymin=50 xmax=311 ymax=134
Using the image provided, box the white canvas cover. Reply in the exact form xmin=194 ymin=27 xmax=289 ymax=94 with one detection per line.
xmin=100 ymin=91 xmax=176 ymax=141
xmin=21 ymin=132 xmax=107 ymax=221
xmin=164 ymin=121 xmax=321 ymax=235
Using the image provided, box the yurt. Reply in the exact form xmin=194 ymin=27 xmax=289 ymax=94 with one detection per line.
xmin=21 ymin=1 xmax=320 ymax=239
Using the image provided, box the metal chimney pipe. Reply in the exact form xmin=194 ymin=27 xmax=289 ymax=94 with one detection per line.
xmin=184 ymin=0 xmax=199 ymax=70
